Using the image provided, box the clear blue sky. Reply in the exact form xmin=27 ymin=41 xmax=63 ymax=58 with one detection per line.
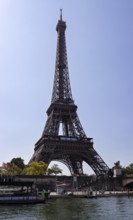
xmin=0 ymin=0 xmax=133 ymax=175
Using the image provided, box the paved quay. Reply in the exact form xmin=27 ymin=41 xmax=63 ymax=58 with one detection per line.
xmin=49 ymin=190 xmax=133 ymax=199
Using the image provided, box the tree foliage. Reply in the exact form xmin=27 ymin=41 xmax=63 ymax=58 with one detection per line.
xmin=1 ymin=158 xmax=63 ymax=176
xmin=122 ymin=163 xmax=133 ymax=175
xmin=10 ymin=157 xmax=25 ymax=170
xmin=23 ymin=161 xmax=48 ymax=175
xmin=47 ymin=164 xmax=62 ymax=175
xmin=1 ymin=157 xmax=25 ymax=175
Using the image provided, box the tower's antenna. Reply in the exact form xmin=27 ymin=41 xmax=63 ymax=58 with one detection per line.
xmin=60 ymin=9 xmax=62 ymax=20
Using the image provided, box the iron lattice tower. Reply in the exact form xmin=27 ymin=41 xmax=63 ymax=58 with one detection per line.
xmin=30 ymin=11 xmax=109 ymax=176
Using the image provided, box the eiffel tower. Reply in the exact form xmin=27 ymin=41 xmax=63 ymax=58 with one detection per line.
xmin=30 ymin=10 xmax=109 ymax=176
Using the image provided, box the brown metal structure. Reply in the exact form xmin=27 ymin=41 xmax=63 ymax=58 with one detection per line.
xmin=30 ymin=11 xmax=109 ymax=176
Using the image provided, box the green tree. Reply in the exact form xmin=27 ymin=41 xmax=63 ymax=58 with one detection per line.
xmin=2 ymin=157 xmax=25 ymax=175
xmin=122 ymin=163 xmax=133 ymax=175
xmin=23 ymin=161 xmax=48 ymax=175
xmin=10 ymin=157 xmax=25 ymax=170
xmin=47 ymin=164 xmax=62 ymax=175
xmin=47 ymin=168 xmax=53 ymax=175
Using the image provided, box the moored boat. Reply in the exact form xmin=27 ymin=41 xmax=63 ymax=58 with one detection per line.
xmin=0 ymin=179 xmax=47 ymax=204
xmin=0 ymin=194 xmax=45 ymax=204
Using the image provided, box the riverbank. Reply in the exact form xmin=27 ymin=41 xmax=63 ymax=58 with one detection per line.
xmin=49 ymin=190 xmax=133 ymax=198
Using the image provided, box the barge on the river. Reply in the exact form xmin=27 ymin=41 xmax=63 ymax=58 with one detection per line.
xmin=0 ymin=178 xmax=47 ymax=204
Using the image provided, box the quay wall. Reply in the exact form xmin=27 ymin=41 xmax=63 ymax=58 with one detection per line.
xmin=1 ymin=175 xmax=133 ymax=191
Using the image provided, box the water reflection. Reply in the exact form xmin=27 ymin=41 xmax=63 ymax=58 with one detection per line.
xmin=0 ymin=197 xmax=133 ymax=220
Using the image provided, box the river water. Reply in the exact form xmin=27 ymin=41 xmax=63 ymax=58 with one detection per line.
xmin=0 ymin=197 xmax=133 ymax=220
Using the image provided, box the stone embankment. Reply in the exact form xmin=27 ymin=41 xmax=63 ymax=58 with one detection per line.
xmin=49 ymin=190 xmax=133 ymax=199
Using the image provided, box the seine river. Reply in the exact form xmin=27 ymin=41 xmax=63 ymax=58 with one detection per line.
xmin=0 ymin=197 xmax=133 ymax=220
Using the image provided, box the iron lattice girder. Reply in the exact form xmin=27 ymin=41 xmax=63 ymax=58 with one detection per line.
xmin=42 ymin=103 xmax=86 ymax=138
xmin=30 ymin=13 xmax=109 ymax=176
xmin=51 ymin=19 xmax=73 ymax=103
xmin=30 ymin=136 xmax=109 ymax=176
